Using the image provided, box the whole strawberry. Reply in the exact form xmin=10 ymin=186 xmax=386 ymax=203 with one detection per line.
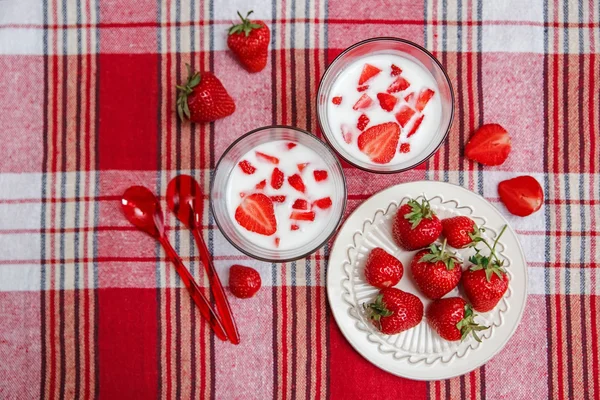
xmin=411 ymin=240 xmax=462 ymax=300
xmin=364 ymin=247 xmax=403 ymax=289
xmin=364 ymin=288 xmax=423 ymax=335
xmin=426 ymin=297 xmax=488 ymax=341
xmin=462 ymin=226 xmax=509 ymax=312
xmin=229 ymin=265 xmax=261 ymax=299
xmin=442 ymin=216 xmax=484 ymax=249
xmin=176 ymin=64 xmax=235 ymax=122
xmin=227 ymin=11 xmax=270 ymax=73
xmin=392 ymin=198 xmax=442 ymax=250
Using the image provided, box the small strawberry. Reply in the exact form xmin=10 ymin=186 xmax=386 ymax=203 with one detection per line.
xmin=286 ymin=142 xmax=297 ymax=150
xmin=426 ymin=298 xmax=488 ymax=342
xmin=395 ymin=105 xmax=416 ymax=127
xmin=297 ymin=163 xmax=309 ymax=172
xmin=392 ymin=198 xmax=442 ymax=250
xmin=498 ymin=175 xmax=544 ymax=217
xmin=341 ymin=124 xmax=353 ymax=144
xmin=271 ymin=167 xmax=284 ymax=189
xmin=313 ymin=170 xmax=328 ymax=182
xmin=274 ymin=237 xmax=280 ymax=247
xmin=227 ymin=11 xmax=270 ymax=73
xmin=332 ymin=96 xmax=342 ymax=105
xmin=270 ymin=195 xmax=286 ymax=203
xmin=176 ymin=64 xmax=235 ymax=122
xmin=411 ymin=240 xmax=462 ymax=300
xmin=464 ymin=123 xmax=511 ymax=166
xmin=407 ymin=115 xmax=424 ymax=137
xmin=377 ymin=93 xmax=398 ymax=112
xmin=357 ymin=114 xmax=370 ymax=131
xmin=357 ymin=85 xmax=369 ymax=92
xmin=238 ymin=160 xmax=256 ymax=174
xmin=255 ymin=179 xmax=266 ymax=189
xmin=399 ymin=143 xmax=411 ymax=153
xmin=229 ymin=265 xmax=261 ymax=298
xmin=415 ymin=88 xmax=435 ymax=112
xmin=462 ymin=225 xmax=509 ymax=312
xmin=292 ymin=199 xmax=309 ymax=210
xmin=364 ymin=248 xmax=404 ymax=288
xmin=288 ymin=174 xmax=306 ymax=193
xmin=255 ymin=151 xmax=279 ymax=164
xmin=404 ymin=92 xmax=415 ymax=104
xmin=291 ymin=224 xmax=300 ymax=231
xmin=353 ymin=93 xmax=373 ymax=110
xmin=364 ymin=288 xmax=423 ymax=335
xmin=313 ymin=197 xmax=332 ymax=209
xmin=234 ymin=193 xmax=277 ymax=236
xmin=290 ymin=211 xmax=315 ymax=221
xmin=357 ymin=122 xmax=400 ymax=164
xmin=391 ymin=64 xmax=403 ymax=76
xmin=442 ymin=216 xmax=484 ymax=249
xmin=387 ymin=76 xmax=410 ymax=93
xmin=358 ymin=64 xmax=382 ymax=85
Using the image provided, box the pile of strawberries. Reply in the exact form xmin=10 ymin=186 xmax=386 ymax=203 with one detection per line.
xmin=363 ymin=198 xmax=509 ymax=342
xmin=234 ymin=144 xmax=332 ymax=248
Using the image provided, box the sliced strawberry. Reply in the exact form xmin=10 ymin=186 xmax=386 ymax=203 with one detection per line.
xmin=377 ymin=93 xmax=398 ymax=112
xmin=255 ymin=179 xmax=266 ymax=189
xmin=464 ymin=124 xmax=511 ymax=166
xmin=292 ymin=199 xmax=309 ymax=210
xmin=234 ymin=193 xmax=277 ymax=236
xmin=290 ymin=211 xmax=316 ymax=221
xmin=399 ymin=143 xmax=411 ymax=153
xmin=341 ymin=124 xmax=353 ymax=144
xmin=358 ymin=64 xmax=382 ymax=85
xmin=313 ymin=197 xmax=332 ymax=209
xmin=387 ymin=76 xmax=410 ymax=93
xmin=498 ymin=175 xmax=543 ymax=216
xmin=391 ymin=64 xmax=403 ymax=76
xmin=313 ymin=170 xmax=328 ymax=182
xmin=297 ymin=163 xmax=309 ymax=172
xmin=357 ymin=122 xmax=400 ymax=164
xmin=332 ymin=96 xmax=342 ymax=105
xmin=352 ymin=93 xmax=373 ymax=111
xmin=270 ymin=195 xmax=286 ymax=203
xmin=270 ymin=167 xmax=284 ymax=189
xmin=415 ymin=88 xmax=435 ymax=112
xmin=286 ymin=142 xmax=297 ymax=150
xmin=357 ymin=114 xmax=370 ymax=131
xmin=404 ymin=92 xmax=415 ymax=104
xmin=357 ymin=85 xmax=369 ymax=92
xmin=255 ymin=151 xmax=279 ymax=164
xmin=291 ymin=224 xmax=300 ymax=231
xmin=274 ymin=237 xmax=280 ymax=247
xmin=238 ymin=160 xmax=256 ymax=174
xmin=395 ymin=105 xmax=416 ymax=127
xmin=407 ymin=115 xmax=424 ymax=137
xmin=288 ymin=174 xmax=306 ymax=193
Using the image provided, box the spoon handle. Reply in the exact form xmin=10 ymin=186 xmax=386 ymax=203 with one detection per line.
xmin=159 ymin=237 xmax=228 ymax=342
xmin=193 ymin=229 xmax=241 ymax=345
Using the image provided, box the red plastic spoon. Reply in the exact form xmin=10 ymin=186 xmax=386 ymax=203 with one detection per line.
xmin=166 ymin=175 xmax=240 ymax=345
xmin=121 ymin=185 xmax=227 ymax=342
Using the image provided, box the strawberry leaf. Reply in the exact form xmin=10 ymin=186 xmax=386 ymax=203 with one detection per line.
xmin=403 ymin=198 xmax=436 ymax=229
xmin=456 ymin=304 xmax=488 ymax=342
xmin=418 ymin=240 xmax=459 ymax=270
xmin=228 ymin=10 xmax=263 ymax=37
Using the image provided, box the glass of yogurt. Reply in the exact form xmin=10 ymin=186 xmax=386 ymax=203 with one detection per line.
xmin=317 ymin=37 xmax=454 ymax=173
xmin=211 ymin=126 xmax=347 ymax=262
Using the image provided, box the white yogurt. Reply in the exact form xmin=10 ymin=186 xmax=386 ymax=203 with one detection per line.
xmin=226 ymin=140 xmax=334 ymax=250
xmin=326 ymin=54 xmax=442 ymax=165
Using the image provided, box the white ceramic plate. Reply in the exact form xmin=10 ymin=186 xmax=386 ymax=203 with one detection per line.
xmin=327 ymin=181 xmax=527 ymax=380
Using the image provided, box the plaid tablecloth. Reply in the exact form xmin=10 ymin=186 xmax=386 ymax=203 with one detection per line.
xmin=1 ymin=0 xmax=599 ymax=398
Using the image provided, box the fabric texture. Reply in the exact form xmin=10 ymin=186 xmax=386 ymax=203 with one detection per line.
xmin=0 ymin=0 xmax=599 ymax=398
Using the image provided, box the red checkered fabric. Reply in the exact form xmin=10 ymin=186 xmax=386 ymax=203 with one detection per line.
xmin=1 ymin=0 xmax=599 ymax=399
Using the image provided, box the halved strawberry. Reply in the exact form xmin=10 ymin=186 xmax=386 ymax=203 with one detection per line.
xmin=313 ymin=197 xmax=332 ymax=209
xmin=255 ymin=151 xmax=279 ymax=164
xmin=297 ymin=163 xmax=309 ymax=172
xmin=387 ymin=76 xmax=410 ymax=93
xmin=400 ymin=143 xmax=411 ymax=153
xmin=286 ymin=142 xmax=297 ymax=150
xmin=404 ymin=92 xmax=415 ymax=104
xmin=407 ymin=115 xmax=425 ymax=137
xmin=332 ymin=96 xmax=342 ymax=105
xmin=290 ymin=211 xmax=316 ymax=221
xmin=238 ymin=160 xmax=256 ymax=174
xmin=395 ymin=105 xmax=416 ymax=127
xmin=271 ymin=167 xmax=284 ymax=189
xmin=357 ymin=122 xmax=400 ymax=164
xmin=288 ymin=174 xmax=306 ymax=193
xmin=357 ymin=85 xmax=369 ymax=92
xmin=255 ymin=179 xmax=266 ymax=189
xmin=352 ymin=93 xmax=373 ymax=111
xmin=270 ymin=195 xmax=286 ymax=202
xmin=357 ymin=114 xmax=370 ymax=131
xmin=415 ymin=88 xmax=435 ymax=112
xmin=464 ymin=124 xmax=511 ymax=166
xmin=358 ymin=64 xmax=382 ymax=85
xmin=341 ymin=124 xmax=353 ymax=144
xmin=313 ymin=170 xmax=328 ymax=182
xmin=377 ymin=93 xmax=398 ymax=112
xmin=234 ymin=193 xmax=277 ymax=236
xmin=291 ymin=224 xmax=300 ymax=231
xmin=391 ymin=64 xmax=403 ymax=76
xmin=292 ymin=199 xmax=309 ymax=210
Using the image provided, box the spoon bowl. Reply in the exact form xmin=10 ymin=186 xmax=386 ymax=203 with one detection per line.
xmin=166 ymin=175 xmax=203 ymax=229
xmin=121 ymin=185 xmax=164 ymax=238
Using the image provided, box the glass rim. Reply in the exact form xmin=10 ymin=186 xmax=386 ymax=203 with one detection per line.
xmin=316 ymin=37 xmax=455 ymax=174
xmin=209 ymin=125 xmax=348 ymax=263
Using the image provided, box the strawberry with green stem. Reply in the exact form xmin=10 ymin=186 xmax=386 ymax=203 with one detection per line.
xmin=427 ymin=297 xmax=488 ymax=342
xmin=227 ymin=11 xmax=271 ymax=73
xmin=392 ymin=198 xmax=442 ymax=250
xmin=411 ymin=239 xmax=462 ymax=300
